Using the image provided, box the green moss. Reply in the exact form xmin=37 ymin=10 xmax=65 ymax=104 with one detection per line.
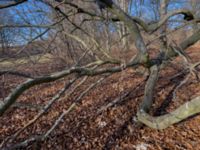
xmin=140 ymin=53 xmax=151 ymax=68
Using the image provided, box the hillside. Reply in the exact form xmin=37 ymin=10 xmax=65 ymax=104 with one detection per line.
xmin=0 ymin=44 xmax=200 ymax=150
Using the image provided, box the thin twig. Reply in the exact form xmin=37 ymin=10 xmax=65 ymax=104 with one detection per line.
xmin=44 ymin=76 xmax=107 ymax=139
xmin=7 ymin=77 xmax=78 ymax=143
xmin=61 ymin=76 xmax=88 ymax=101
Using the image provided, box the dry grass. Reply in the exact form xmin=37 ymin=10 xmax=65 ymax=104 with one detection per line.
xmin=0 ymin=53 xmax=53 ymax=69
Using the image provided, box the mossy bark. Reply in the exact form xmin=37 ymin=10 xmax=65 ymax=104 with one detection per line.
xmin=137 ymin=96 xmax=200 ymax=130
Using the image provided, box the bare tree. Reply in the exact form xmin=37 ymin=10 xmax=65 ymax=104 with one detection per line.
xmin=0 ymin=9 xmax=18 ymax=55
xmin=0 ymin=0 xmax=200 ymax=148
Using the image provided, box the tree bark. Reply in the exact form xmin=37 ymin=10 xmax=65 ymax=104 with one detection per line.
xmin=137 ymin=96 xmax=200 ymax=130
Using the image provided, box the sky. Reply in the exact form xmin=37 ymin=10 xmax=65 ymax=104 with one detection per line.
xmin=0 ymin=0 xmax=198 ymax=45
xmin=0 ymin=0 xmax=51 ymax=45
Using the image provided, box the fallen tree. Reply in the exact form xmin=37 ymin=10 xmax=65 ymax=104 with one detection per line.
xmin=0 ymin=0 xmax=200 ymax=148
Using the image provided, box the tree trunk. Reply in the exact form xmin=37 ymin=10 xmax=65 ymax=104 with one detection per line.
xmin=117 ymin=0 xmax=129 ymax=51
xmin=159 ymin=0 xmax=169 ymax=54
xmin=137 ymin=96 xmax=200 ymax=130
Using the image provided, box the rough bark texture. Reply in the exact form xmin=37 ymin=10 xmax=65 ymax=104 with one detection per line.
xmin=139 ymin=65 xmax=159 ymax=113
xmin=137 ymin=96 xmax=200 ymax=130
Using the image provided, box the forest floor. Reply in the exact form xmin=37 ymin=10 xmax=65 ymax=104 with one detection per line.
xmin=0 ymin=44 xmax=200 ymax=150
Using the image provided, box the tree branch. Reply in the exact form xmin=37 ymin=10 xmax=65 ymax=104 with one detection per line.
xmin=139 ymin=65 xmax=159 ymax=113
xmin=0 ymin=0 xmax=27 ymax=9
xmin=0 ymin=58 xmax=140 ymax=116
xmin=137 ymin=96 xmax=200 ymax=130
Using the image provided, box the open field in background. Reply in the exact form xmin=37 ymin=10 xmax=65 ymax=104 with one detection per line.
xmin=0 ymin=53 xmax=53 ymax=69
xmin=1 ymin=0 xmax=200 ymax=149
xmin=0 ymin=43 xmax=199 ymax=149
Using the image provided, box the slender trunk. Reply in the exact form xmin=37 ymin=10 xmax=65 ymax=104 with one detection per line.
xmin=159 ymin=0 xmax=169 ymax=54
xmin=117 ymin=0 xmax=129 ymax=51
xmin=191 ymin=0 xmax=199 ymax=31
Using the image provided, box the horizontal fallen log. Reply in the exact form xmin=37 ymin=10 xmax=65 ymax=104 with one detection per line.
xmin=137 ymin=96 xmax=200 ymax=130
